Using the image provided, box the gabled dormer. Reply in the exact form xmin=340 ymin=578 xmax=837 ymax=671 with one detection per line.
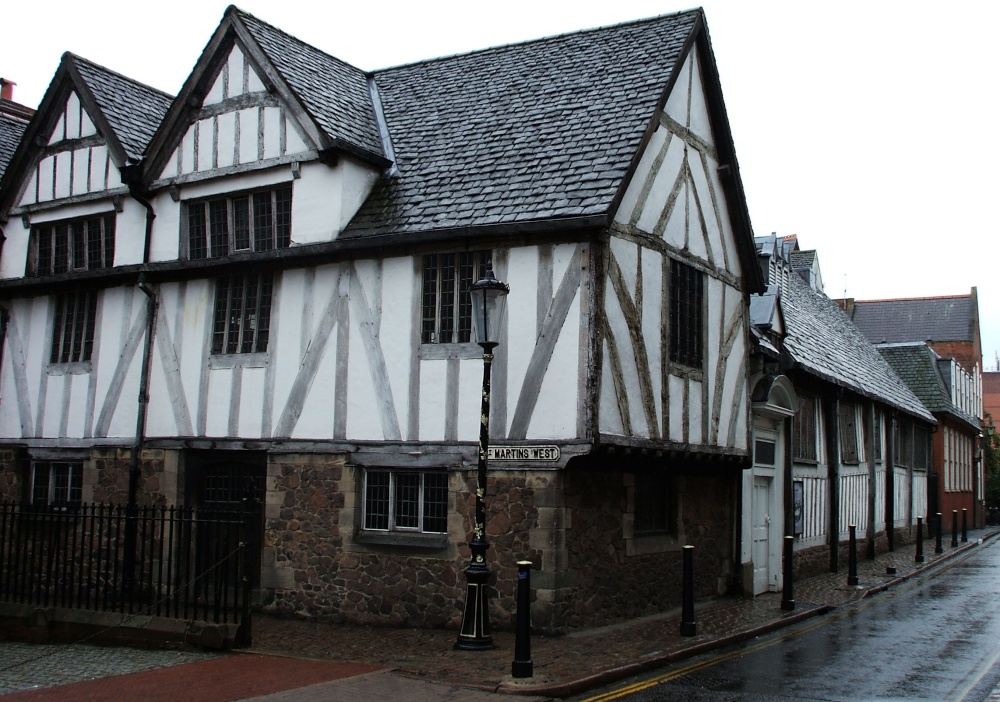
xmin=142 ymin=6 xmax=391 ymax=255
xmin=0 ymin=54 xmax=172 ymax=279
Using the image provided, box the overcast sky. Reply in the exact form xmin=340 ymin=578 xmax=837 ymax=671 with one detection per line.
xmin=3 ymin=0 xmax=998 ymax=370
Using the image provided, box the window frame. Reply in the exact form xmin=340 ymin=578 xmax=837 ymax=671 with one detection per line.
xmin=50 ymin=290 xmax=98 ymax=365
xmin=30 ymin=213 xmax=116 ymax=277
xmin=634 ymin=471 xmax=677 ymax=537
xmin=185 ymin=186 xmax=292 ymax=260
xmin=420 ymin=251 xmax=491 ymax=345
xmin=793 ymin=395 xmax=819 ymax=463
xmin=210 ymin=272 xmax=274 ymax=356
xmin=839 ymin=402 xmax=860 ymax=464
xmin=361 ymin=468 xmax=449 ymax=535
xmin=668 ymin=258 xmax=704 ymax=368
xmin=30 ymin=461 xmax=83 ymax=510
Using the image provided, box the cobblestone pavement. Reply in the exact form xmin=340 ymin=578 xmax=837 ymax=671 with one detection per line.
xmin=0 ymin=640 xmax=218 ymax=694
xmin=1 ymin=528 xmax=994 ymax=700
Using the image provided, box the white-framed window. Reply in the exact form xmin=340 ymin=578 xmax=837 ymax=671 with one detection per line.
xmin=50 ymin=290 xmax=98 ymax=364
xmin=362 ymin=469 xmax=448 ymax=534
xmin=30 ymin=461 xmax=83 ymax=509
xmin=211 ymin=272 xmax=273 ymax=355
xmin=186 ymin=186 xmax=292 ymax=260
xmin=420 ymin=251 xmax=490 ymax=344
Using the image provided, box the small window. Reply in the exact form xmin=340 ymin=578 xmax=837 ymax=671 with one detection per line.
xmin=754 ymin=439 xmax=776 ymax=467
xmin=421 ymin=251 xmax=490 ymax=344
xmin=363 ymin=469 xmax=448 ymax=534
xmin=186 ymin=186 xmax=292 ymax=260
xmin=794 ymin=396 xmax=818 ymax=462
xmin=30 ymin=461 xmax=83 ymax=509
xmin=669 ymin=259 xmax=703 ymax=367
xmin=635 ymin=471 xmax=675 ymax=535
xmin=839 ymin=402 xmax=859 ymax=464
xmin=50 ymin=290 xmax=98 ymax=363
xmin=913 ymin=425 xmax=929 ymax=470
xmin=211 ymin=273 xmax=273 ymax=355
xmin=894 ymin=419 xmax=913 ymax=467
xmin=31 ymin=214 xmax=115 ymax=276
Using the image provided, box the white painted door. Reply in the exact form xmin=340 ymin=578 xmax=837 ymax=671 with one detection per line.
xmin=752 ymin=476 xmax=772 ymax=594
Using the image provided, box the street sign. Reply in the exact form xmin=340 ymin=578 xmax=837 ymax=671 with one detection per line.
xmin=487 ymin=445 xmax=561 ymax=462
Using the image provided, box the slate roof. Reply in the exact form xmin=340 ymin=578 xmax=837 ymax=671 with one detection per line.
xmin=69 ymin=55 xmax=173 ymax=163
xmin=850 ymin=295 xmax=973 ymax=345
xmin=235 ymin=8 xmax=383 ymax=159
xmin=342 ymin=10 xmax=700 ymax=238
xmin=780 ymin=274 xmax=934 ymax=423
xmin=0 ymin=114 xmax=26 ymax=181
xmin=878 ymin=344 xmax=980 ymax=430
xmin=789 ymin=250 xmax=815 ymax=269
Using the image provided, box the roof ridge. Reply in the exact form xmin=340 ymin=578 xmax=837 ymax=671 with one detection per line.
xmin=371 ymin=8 xmax=702 ymax=74
xmin=63 ymin=52 xmax=175 ymax=100
xmin=855 ymin=293 xmax=971 ymax=304
xmin=229 ymin=5 xmax=368 ymax=78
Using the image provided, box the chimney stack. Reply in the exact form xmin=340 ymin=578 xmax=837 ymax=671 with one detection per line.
xmin=0 ymin=78 xmax=15 ymax=102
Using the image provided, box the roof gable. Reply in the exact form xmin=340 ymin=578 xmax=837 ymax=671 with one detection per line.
xmin=878 ymin=343 xmax=980 ymax=430
xmin=0 ymin=53 xmax=172 ymax=216
xmin=144 ymin=6 xmax=386 ymax=183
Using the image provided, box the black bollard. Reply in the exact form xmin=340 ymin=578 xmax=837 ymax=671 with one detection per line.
xmin=781 ymin=535 xmax=795 ymax=611
xmin=935 ymin=513 xmax=944 ymax=554
xmin=952 ymin=510 xmax=959 ymax=547
xmin=962 ymin=508 xmax=968 ymax=543
xmin=848 ymin=525 xmax=859 ymax=587
xmin=511 ymin=561 xmax=533 ymax=678
xmin=915 ymin=516 xmax=925 ymax=564
xmin=680 ymin=545 xmax=696 ymax=636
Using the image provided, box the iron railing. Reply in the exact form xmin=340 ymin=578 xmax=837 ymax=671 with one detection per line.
xmin=0 ymin=501 xmax=254 ymax=639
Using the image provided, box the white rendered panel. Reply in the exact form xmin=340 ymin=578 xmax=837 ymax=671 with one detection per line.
xmin=66 ymin=92 xmax=81 ymax=139
xmin=216 ymin=112 xmax=236 ymax=169
xmin=689 ymin=152 xmax=724 ymax=264
xmin=247 ymin=64 xmax=265 ymax=93
xmin=181 ymin=124 xmax=196 ymax=175
xmin=526 ymin=293 xmax=579 ymax=439
xmin=502 ymin=247 xmax=538 ymax=435
xmin=686 ymin=47 xmax=714 ymax=145
xmin=419 ymin=360 xmax=448 ymax=441
xmin=197 ymin=119 xmax=213 ymax=171
xmin=41 ymin=377 xmax=66 ymax=437
xmin=19 ymin=171 xmax=37 ymax=206
xmin=56 ymin=151 xmax=73 ymax=200
xmin=147 ymin=192 xmax=180 ymax=262
xmin=66 ymin=373 xmax=90 ymax=437
xmin=662 ymin=52 xmax=691 ymax=123
xmin=345 ymin=270 xmax=388 ymax=441
xmin=285 ymin=122 xmax=308 ymax=155
xmin=605 ymin=278 xmax=647 ymax=437
xmin=379 ymin=257 xmax=413 ymax=434
xmin=204 ymin=369 xmax=232 ymax=437
xmin=37 ymin=155 xmax=55 ymax=201
xmin=160 ymin=149 xmax=177 ymax=179
xmin=638 ymin=136 xmax=685 ymax=237
xmin=49 ymin=115 xmax=65 ymax=145
xmin=337 ymin=159 xmax=381 ymax=234
xmin=290 ymin=163 xmax=341 ymax=245
xmin=718 ymin=334 xmax=745 ymax=447
xmin=262 ymin=107 xmax=282 ymax=160
xmin=457 ymin=358 xmax=483 ymax=441
xmin=72 ymin=147 xmax=90 ymax=195
xmin=238 ymin=108 xmax=258 ymax=164
xmin=689 ymin=379 xmax=703 ymax=444
xmin=685 ymin=157 xmax=708 ymax=261
xmin=641 ymin=248 xmax=663 ymax=427
xmin=106 ymin=162 xmax=122 ymax=190
xmin=661 ymin=178 xmax=688 ymax=249
xmin=706 ymin=277 xmax=723 ymax=427
xmin=114 ymin=204 xmax=144 ymax=266
xmin=176 ymin=281 xmax=209 ymax=429
xmin=238 ymin=367 xmax=266 ymax=437
xmin=668 ymin=375 xmax=685 ymax=442
xmin=613 ymin=124 xmax=667 ymax=226
xmin=205 ymin=70 xmax=226 ymax=105
xmin=80 ymin=110 xmax=96 ymax=138
xmin=599 ymin=341 xmax=625 ymax=435
xmin=0 ymin=218 xmax=29 ymax=278
xmin=90 ymin=145 xmax=109 ymax=191
xmin=227 ymin=46 xmax=246 ymax=97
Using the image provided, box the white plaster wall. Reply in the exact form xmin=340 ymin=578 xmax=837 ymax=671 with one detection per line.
xmin=525 ymin=293 xmax=580 ymax=440
xmin=379 ymin=256 xmax=413 ymax=435
xmin=238 ymin=366 xmax=267 ymax=437
xmin=419 ymin=360 xmax=448 ymax=441
xmin=641 ymin=248 xmax=663 ymax=427
xmin=0 ymin=218 xmax=30 ymax=279
xmin=502 ymin=246 xmax=538 ymax=436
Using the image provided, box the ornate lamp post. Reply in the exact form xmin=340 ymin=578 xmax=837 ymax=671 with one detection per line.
xmin=455 ymin=263 xmax=509 ymax=652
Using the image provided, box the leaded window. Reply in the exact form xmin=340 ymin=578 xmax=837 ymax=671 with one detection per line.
xmin=839 ymin=402 xmax=859 ymax=464
xmin=30 ymin=461 xmax=83 ymax=509
xmin=187 ymin=187 xmax=292 ymax=260
xmin=211 ymin=273 xmax=273 ymax=355
xmin=363 ymin=469 xmax=448 ymax=534
xmin=635 ymin=471 xmax=675 ymax=535
xmin=31 ymin=214 xmax=115 ymax=276
xmin=669 ymin=259 xmax=703 ymax=367
xmin=421 ymin=251 xmax=490 ymax=344
xmin=50 ymin=291 xmax=98 ymax=363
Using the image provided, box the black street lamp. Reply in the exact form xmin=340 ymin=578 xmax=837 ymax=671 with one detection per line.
xmin=455 ymin=262 xmax=509 ymax=652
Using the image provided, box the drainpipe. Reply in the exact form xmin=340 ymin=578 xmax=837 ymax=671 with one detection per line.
xmin=123 ymin=169 xmax=157 ymax=597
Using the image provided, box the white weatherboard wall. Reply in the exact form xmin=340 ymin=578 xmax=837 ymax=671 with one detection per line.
xmin=606 ymin=44 xmax=747 ymax=453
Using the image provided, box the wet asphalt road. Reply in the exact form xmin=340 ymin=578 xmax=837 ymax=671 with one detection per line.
xmin=581 ymin=538 xmax=1000 ymax=702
